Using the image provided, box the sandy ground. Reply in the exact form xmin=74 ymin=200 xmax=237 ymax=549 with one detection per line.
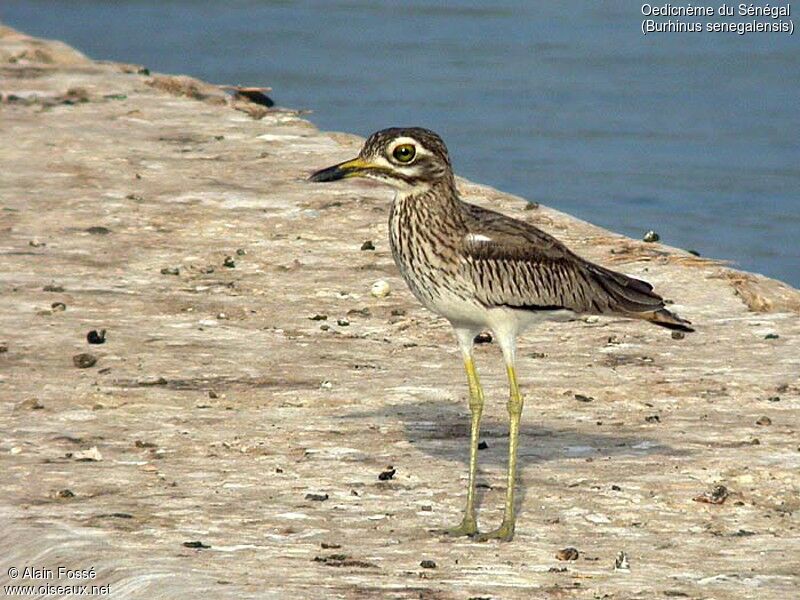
xmin=1 ymin=24 xmax=799 ymax=600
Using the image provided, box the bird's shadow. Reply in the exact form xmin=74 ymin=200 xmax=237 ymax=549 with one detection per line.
xmin=341 ymin=398 xmax=686 ymax=523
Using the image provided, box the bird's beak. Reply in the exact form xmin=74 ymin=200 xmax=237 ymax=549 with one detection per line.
xmin=308 ymin=157 xmax=376 ymax=182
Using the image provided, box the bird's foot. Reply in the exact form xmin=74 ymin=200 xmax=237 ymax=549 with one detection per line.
xmin=440 ymin=517 xmax=479 ymax=538
xmin=475 ymin=521 xmax=515 ymax=542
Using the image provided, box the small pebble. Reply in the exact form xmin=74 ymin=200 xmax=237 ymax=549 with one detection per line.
xmin=767 ymin=396 xmax=780 ymax=402
xmin=671 ymin=331 xmax=685 ymax=340
xmin=645 ymin=415 xmax=660 ymax=423
xmin=0 ymin=342 xmax=7 ymax=353
xmin=87 ymin=329 xmax=106 ymax=344
xmin=309 ymin=314 xmax=328 ymax=321
xmin=693 ymin=484 xmax=728 ymax=504
xmin=614 ymin=551 xmax=630 ymax=571
xmin=420 ymin=560 xmax=437 ymax=569
xmin=473 ymin=332 xmax=492 ymax=344
xmin=555 ymin=547 xmax=579 ymax=561
xmin=643 ymin=230 xmax=660 ymax=243
xmin=223 ymin=256 xmax=236 ymax=268
xmin=764 ymin=333 xmax=779 ymax=340
xmin=56 ymin=489 xmax=75 ymax=499
xmin=371 ymin=280 xmax=391 ymax=298
xmin=575 ymin=394 xmax=593 ymax=403
xmin=160 ymin=267 xmax=180 ymax=275
xmin=478 ymin=441 xmax=489 ymax=450
xmin=73 ymin=353 xmax=97 ymax=369
xmin=337 ymin=318 xmax=350 ymax=327
xmin=360 ymin=240 xmax=375 ymax=251
xmin=51 ymin=302 xmax=66 ymax=311
xmin=320 ymin=380 xmax=333 ymax=390
xmin=182 ymin=541 xmax=210 ymax=549
xmin=43 ymin=284 xmax=64 ymax=292
xmin=755 ymin=416 xmax=772 ymax=426
xmin=236 ymin=248 xmax=247 ymax=256
xmin=305 ymin=493 xmax=329 ymax=502
xmin=320 ymin=324 xmax=330 ymax=331
xmin=378 ymin=466 xmax=396 ymax=481
xmin=208 ymin=390 xmax=219 ymax=399
xmin=29 ymin=239 xmax=46 ymax=247
xmin=524 ymin=202 xmax=539 ymax=210
xmin=390 ymin=308 xmax=406 ymax=316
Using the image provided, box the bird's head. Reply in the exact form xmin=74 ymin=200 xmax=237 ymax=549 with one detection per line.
xmin=309 ymin=127 xmax=453 ymax=193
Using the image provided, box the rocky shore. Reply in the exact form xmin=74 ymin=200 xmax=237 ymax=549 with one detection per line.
xmin=1 ymin=24 xmax=798 ymax=599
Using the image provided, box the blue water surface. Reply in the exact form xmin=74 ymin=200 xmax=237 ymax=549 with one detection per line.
xmin=3 ymin=1 xmax=798 ymax=285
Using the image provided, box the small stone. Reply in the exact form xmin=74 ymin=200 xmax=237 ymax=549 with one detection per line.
xmin=585 ymin=315 xmax=600 ymax=323
xmin=56 ymin=489 xmax=75 ymax=498
xmin=320 ymin=324 xmax=330 ymax=331
xmin=767 ymin=396 xmax=780 ymax=402
xmin=755 ymin=416 xmax=772 ymax=426
xmin=370 ymin=280 xmax=391 ymax=298
xmin=51 ymin=302 xmax=66 ymax=311
xmin=390 ymin=308 xmax=406 ymax=316
xmin=182 ymin=541 xmax=211 ymax=549
xmin=320 ymin=542 xmax=341 ymax=549
xmin=29 ymin=239 xmax=46 ymax=247
xmin=671 ymin=331 xmax=685 ymax=340
xmin=236 ymin=248 xmax=247 ymax=256
xmin=43 ymin=284 xmax=64 ymax=292
xmin=0 ymin=342 xmax=7 ymax=353
xmin=223 ymin=256 xmax=236 ymax=268
xmin=360 ymin=240 xmax=375 ymax=251
xmin=420 ymin=559 xmax=437 ymax=569
xmin=85 ymin=226 xmax=112 ymax=235
xmin=764 ymin=333 xmax=779 ymax=340
xmin=208 ymin=390 xmax=219 ymax=399
xmin=347 ymin=307 xmax=371 ymax=317
xmin=693 ymin=484 xmax=728 ymax=504
xmin=614 ymin=551 xmax=630 ymax=571
xmin=555 ymin=547 xmax=579 ymax=561
xmin=87 ymin=329 xmax=106 ymax=344
xmin=309 ymin=314 xmax=328 ymax=321
xmin=16 ymin=398 xmax=44 ymax=411
xmin=337 ymin=318 xmax=350 ymax=327
xmin=473 ymin=332 xmax=492 ymax=344
xmin=643 ymin=230 xmax=660 ymax=243
xmin=305 ymin=493 xmax=329 ymax=502
xmin=575 ymin=394 xmax=593 ymax=403
xmin=160 ymin=267 xmax=180 ymax=275
xmin=478 ymin=441 xmax=489 ymax=450
xmin=524 ymin=201 xmax=539 ymax=210
xmin=378 ymin=466 xmax=396 ymax=481
xmin=73 ymin=446 xmax=103 ymax=462
xmin=320 ymin=380 xmax=333 ymax=390
xmin=73 ymin=353 xmax=97 ymax=369
xmin=611 ymin=484 xmax=622 ymax=491
xmin=645 ymin=414 xmax=660 ymax=423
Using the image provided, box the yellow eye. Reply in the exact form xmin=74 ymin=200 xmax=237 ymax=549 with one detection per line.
xmin=392 ymin=144 xmax=416 ymax=163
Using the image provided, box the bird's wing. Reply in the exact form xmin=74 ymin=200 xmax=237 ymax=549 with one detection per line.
xmin=459 ymin=202 xmax=672 ymax=318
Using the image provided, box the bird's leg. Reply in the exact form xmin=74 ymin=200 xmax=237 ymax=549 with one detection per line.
xmin=443 ymin=353 xmax=484 ymax=537
xmin=477 ymin=362 xmax=523 ymax=542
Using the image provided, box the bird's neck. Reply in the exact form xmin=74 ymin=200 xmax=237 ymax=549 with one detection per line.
xmin=393 ymin=176 xmax=462 ymax=213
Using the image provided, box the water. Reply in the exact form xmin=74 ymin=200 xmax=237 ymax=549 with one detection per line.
xmin=3 ymin=1 xmax=798 ymax=285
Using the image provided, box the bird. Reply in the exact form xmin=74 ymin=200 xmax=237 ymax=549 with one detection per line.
xmin=309 ymin=127 xmax=693 ymax=541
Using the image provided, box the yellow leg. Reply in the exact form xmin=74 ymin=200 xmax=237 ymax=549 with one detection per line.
xmin=477 ymin=363 xmax=523 ymax=542
xmin=443 ymin=355 xmax=484 ymax=537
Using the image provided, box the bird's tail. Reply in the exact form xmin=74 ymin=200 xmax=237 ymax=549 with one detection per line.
xmin=634 ymin=307 xmax=695 ymax=332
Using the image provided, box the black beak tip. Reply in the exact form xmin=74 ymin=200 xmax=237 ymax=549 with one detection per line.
xmin=309 ymin=165 xmax=343 ymax=183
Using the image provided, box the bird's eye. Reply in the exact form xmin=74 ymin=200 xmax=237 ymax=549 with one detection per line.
xmin=392 ymin=144 xmax=416 ymax=163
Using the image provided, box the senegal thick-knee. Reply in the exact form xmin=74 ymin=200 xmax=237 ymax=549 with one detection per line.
xmin=310 ymin=127 xmax=693 ymax=541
